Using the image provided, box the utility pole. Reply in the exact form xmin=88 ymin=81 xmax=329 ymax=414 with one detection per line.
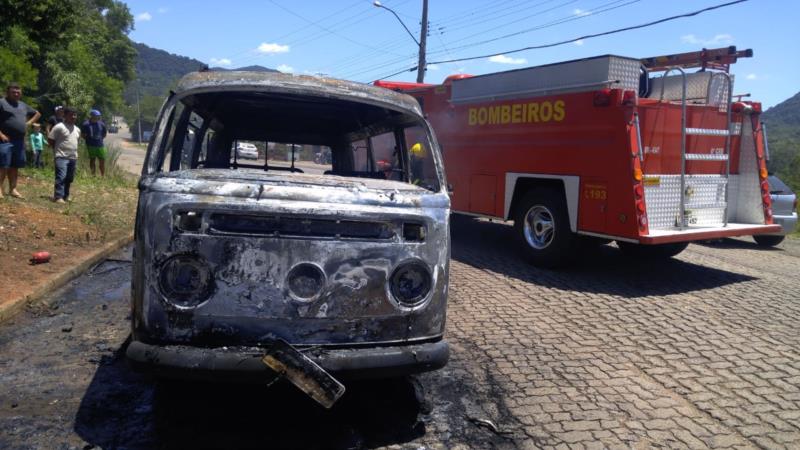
xmin=417 ymin=0 xmax=428 ymax=83
xmin=374 ymin=0 xmax=428 ymax=83
xmin=136 ymin=81 xmax=143 ymax=143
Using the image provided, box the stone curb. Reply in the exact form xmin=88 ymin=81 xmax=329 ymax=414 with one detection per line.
xmin=0 ymin=233 xmax=134 ymax=324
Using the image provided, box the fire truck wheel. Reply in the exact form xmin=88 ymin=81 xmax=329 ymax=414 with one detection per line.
xmin=514 ymin=189 xmax=577 ymax=268
xmin=753 ymin=235 xmax=784 ymax=247
xmin=616 ymin=241 xmax=689 ymax=259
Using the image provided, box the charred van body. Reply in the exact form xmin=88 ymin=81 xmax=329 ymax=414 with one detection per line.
xmin=126 ymin=71 xmax=450 ymax=404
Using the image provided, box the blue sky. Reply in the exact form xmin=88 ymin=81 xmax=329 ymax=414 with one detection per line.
xmin=128 ymin=0 xmax=797 ymax=108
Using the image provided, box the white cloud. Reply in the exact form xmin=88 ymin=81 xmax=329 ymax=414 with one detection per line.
xmin=277 ymin=64 xmax=294 ymax=73
xmin=135 ymin=12 xmax=152 ymax=22
xmin=157 ymin=7 xmax=168 ymax=14
xmin=257 ymin=43 xmax=290 ymax=54
xmin=746 ymin=73 xmax=757 ymax=80
xmin=680 ymin=33 xmax=733 ymax=46
xmin=426 ymin=64 xmax=440 ymax=71
xmin=573 ymin=8 xmax=591 ymax=17
xmin=574 ymin=39 xmax=584 ymax=46
xmin=488 ymin=54 xmax=527 ymax=65
xmin=210 ymin=58 xmax=232 ymax=67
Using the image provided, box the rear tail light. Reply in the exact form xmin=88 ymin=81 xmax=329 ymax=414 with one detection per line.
xmin=593 ymin=89 xmax=612 ymax=107
xmin=793 ymin=197 xmax=797 ymax=212
xmin=622 ymin=90 xmax=637 ymax=105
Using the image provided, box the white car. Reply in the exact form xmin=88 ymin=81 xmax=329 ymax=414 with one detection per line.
xmin=754 ymin=175 xmax=798 ymax=246
xmin=235 ymin=142 xmax=259 ymax=159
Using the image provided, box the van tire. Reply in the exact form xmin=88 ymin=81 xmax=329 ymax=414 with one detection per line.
xmin=514 ymin=189 xmax=576 ymax=268
xmin=753 ymin=235 xmax=784 ymax=247
xmin=616 ymin=241 xmax=689 ymax=259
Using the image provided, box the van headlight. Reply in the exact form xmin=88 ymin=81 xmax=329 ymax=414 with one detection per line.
xmin=389 ymin=260 xmax=432 ymax=307
xmin=158 ymin=254 xmax=214 ymax=307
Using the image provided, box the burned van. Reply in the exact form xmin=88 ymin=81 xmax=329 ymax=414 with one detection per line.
xmin=126 ymin=71 xmax=450 ymax=406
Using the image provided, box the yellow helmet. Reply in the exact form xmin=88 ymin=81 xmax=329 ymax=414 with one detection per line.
xmin=410 ymin=142 xmax=426 ymax=157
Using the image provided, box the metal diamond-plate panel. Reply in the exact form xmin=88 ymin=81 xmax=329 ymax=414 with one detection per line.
xmin=647 ymin=72 xmax=709 ymax=102
xmin=644 ymin=174 xmax=727 ymax=229
xmin=728 ymin=119 xmax=764 ymax=224
xmin=708 ymin=73 xmax=733 ymax=107
xmin=451 ymin=55 xmax=640 ymax=104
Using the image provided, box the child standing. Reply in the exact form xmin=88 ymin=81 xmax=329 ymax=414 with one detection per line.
xmin=29 ymin=123 xmax=45 ymax=168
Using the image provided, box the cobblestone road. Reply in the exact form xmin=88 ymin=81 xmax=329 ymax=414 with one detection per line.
xmin=425 ymin=216 xmax=800 ymax=449
xmin=0 ymin=216 xmax=798 ymax=449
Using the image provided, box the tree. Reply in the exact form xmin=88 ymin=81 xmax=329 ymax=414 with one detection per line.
xmin=0 ymin=0 xmax=135 ymax=118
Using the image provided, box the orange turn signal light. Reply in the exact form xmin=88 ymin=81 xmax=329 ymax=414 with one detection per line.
xmin=760 ymin=168 xmax=768 ymax=179
xmin=633 ymin=168 xmax=643 ymax=181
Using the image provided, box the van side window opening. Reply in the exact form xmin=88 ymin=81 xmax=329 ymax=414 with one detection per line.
xmin=151 ymin=92 xmax=442 ymax=191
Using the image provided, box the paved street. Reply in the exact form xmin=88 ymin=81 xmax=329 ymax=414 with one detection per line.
xmin=1 ymin=216 xmax=799 ymax=449
xmin=105 ymin=118 xmax=147 ymax=175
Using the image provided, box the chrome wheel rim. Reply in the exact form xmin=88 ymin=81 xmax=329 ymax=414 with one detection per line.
xmin=523 ymin=205 xmax=554 ymax=250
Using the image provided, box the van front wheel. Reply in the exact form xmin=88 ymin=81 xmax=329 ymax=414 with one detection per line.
xmin=514 ymin=189 xmax=576 ymax=268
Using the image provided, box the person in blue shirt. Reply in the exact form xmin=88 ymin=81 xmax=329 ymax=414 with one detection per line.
xmin=80 ymin=109 xmax=108 ymax=177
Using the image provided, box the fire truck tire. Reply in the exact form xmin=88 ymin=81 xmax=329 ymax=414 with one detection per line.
xmin=753 ymin=235 xmax=784 ymax=247
xmin=616 ymin=241 xmax=689 ymax=259
xmin=514 ymin=189 xmax=577 ymax=268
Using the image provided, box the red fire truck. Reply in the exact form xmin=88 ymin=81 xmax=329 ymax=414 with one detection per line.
xmin=376 ymin=46 xmax=780 ymax=267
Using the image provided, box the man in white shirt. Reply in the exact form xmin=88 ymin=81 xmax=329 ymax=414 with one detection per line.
xmin=47 ymin=107 xmax=80 ymax=203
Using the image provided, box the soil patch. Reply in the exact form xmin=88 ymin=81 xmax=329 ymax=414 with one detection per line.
xmin=0 ymin=170 xmax=137 ymax=308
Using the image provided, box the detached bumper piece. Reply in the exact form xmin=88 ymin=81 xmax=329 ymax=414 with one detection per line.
xmin=261 ymin=339 xmax=345 ymax=409
xmin=126 ymin=338 xmax=449 ymax=406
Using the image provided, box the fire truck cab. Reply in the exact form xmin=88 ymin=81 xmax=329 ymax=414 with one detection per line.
xmin=376 ymin=46 xmax=780 ymax=267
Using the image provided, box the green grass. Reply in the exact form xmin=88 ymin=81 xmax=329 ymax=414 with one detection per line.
xmin=15 ymin=142 xmax=139 ymax=239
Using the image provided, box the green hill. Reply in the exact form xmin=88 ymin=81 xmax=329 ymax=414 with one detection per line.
xmin=123 ymin=42 xmax=204 ymax=103
xmin=124 ymin=43 xmax=277 ymax=103
xmin=762 ymin=91 xmax=800 ymax=191
xmin=122 ymin=43 xmax=278 ymax=140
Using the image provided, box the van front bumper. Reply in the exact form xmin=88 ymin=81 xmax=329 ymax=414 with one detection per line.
xmin=126 ymin=338 xmax=449 ymax=381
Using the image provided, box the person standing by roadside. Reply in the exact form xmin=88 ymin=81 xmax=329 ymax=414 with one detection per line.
xmin=29 ymin=123 xmax=45 ymax=168
xmin=47 ymin=107 xmax=80 ymax=203
xmin=0 ymin=82 xmax=41 ymax=199
xmin=46 ymin=106 xmax=64 ymax=136
xmin=81 ymin=109 xmax=107 ymax=176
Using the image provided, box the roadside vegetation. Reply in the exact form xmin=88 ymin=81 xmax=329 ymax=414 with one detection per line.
xmin=1 ymin=142 xmax=137 ymax=245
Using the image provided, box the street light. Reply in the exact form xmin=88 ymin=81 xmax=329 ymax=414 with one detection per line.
xmin=373 ymin=0 xmax=428 ymax=83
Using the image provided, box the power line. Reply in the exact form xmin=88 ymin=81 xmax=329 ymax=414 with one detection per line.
xmin=436 ymin=0 xmax=576 ymax=35
xmin=358 ymin=0 xmax=632 ymax=80
xmin=429 ymin=0 xmax=639 ymax=57
xmin=430 ymin=0 xmax=749 ymax=65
